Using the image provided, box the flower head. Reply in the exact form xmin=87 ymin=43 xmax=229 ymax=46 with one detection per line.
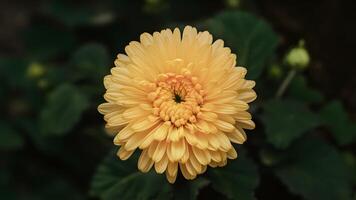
xmin=98 ymin=26 xmax=256 ymax=183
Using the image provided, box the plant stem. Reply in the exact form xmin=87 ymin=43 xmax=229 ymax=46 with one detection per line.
xmin=275 ymin=69 xmax=297 ymax=99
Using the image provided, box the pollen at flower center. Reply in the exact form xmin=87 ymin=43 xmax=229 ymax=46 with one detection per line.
xmin=147 ymin=71 xmax=205 ymax=127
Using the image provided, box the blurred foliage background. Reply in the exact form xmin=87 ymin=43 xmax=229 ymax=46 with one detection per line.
xmin=1 ymin=0 xmax=355 ymax=199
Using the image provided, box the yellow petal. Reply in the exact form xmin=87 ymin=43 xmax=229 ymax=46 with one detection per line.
xmin=238 ymin=90 xmax=257 ymax=103
xmin=117 ymin=147 xmax=134 ymax=160
xmin=114 ymin=125 xmax=134 ymax=143
xmin=227 ymin=147 xmax=238 ymax=159
xmin=166 ymin=173 xmax=177 ymax=184
xmin=214 ymin=120 xmax=235 ymax=132
xmin=138 ymin=150 xmax=154 ymax=172
xmin=226 ymin=127 xmax=247 ymax=144
xmin=122 ymin=107 xmax=146 ymax=120
xmin=216 ymin=132 xmax=232 ymax=151
xmin=152 ymin=141 xmax=167 ymax=162
xmin=180 ymin=163 xmax=196 ymax=180
xmin=210 ymin=150 xmax=222 ymax=162
xmin=131 ymin=117 xmax=159 ymax=132
xmin=234 ymin=111 xmax=252 ymax=120
xmin=192 ymin=146 xmax=211 ymax=165
xmin=153 ymin=123 xmax=169 ymax=141
xmin=147 ymin=141 xmax=159 ymax=158
xmin=107 ymin=113 xmax=130 ymax=127
xmin=154 ymin=154 xmax=169 ymax=173
xmin=195 ymin=132 xmax=209 ymax=149
xmin=124 ymin=131 xmax=149 ymax=151
xmin=167 ymin=161 xmax=178 ymax=176
xmin=189 ymin=149 xmax=203 ymax=173
xmin=236 ymin=120 xmax=255 ymax=130
xmin=181 ymin=143 xmax=190 ymax=163
xmin=184 ymin=160 xmax=197 ymax=176
xmin=185 ymin=132 xmax=198 ymax=146
xmin=168 ymin=127 xmax=180 ymax=142
xmin=195 ymin=120 xmax=212 ymax=133
xmin=166 ymin=162 xmax=178 ymax=183
xmin=170 ymin=139 xmax=186 ymax=162
xmin=139 ymin=124 xmax=164 ymax=149
xmin=213 ymin=104 xmax=239 ymax=114
xmin=98 ymin=103 xmax=123 ymax=114
xmin=198 ymin=111 xmax=218 ymax=121
xmin=231 ymin=100 xmax=249 ymax=111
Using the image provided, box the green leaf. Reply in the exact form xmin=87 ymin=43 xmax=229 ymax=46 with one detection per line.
xmin=0 ymin=58 xmax=29 ymax=88
xmin=42 ymin=0 xmax=93 ymax=27
xmin=71 ymin=43 xmax=110 ymax=81
xmin=186 ymin=178 xmax=210 ymax=200
xmin=0 ymin=122 xmax=24 ymax=151
xmin=41 ymin=0 xmax=114 ymax=27
xmin=40 ymin=84 xmax=89 ymax=136
xmin=90 ymin=150 xmax=172 ymax=200
xmin=288 ymin=75 xmax=323 ymax=103
xmin=30 ymin=178 xmax=85 ymax=200
xmin=23 ymin=24 xmax=76 ymax=60
xmin=261 ymin=100 xmax=321 ymax=148
xmin=342 ymin=152 xmax=356 ymax=186
xmin=275 ymin=137 xmax=353 ymax=200
xmin=173 ymin=177 xmax=210 ymax=200
xmin=208 ymin=153 xmax=259 ymax=200
xmin=206 ymin=11 xmax=278 ymax=79
xmin=320 ymin=101 xmax=356 ymax=145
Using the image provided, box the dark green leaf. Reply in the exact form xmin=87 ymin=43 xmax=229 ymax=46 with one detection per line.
xmin=206 ymin=11 xmax=278 ymax=79
xmin=342 ymin=152 xmax=356 ymax=186
xmin=71 ymin=43 xmax=110 ymax=81
xmin=288 ymin=75 xmax=323 ymax=103
xmin=174 ymin=177 xmax=210 ymax=200
xmin=275 ymin=137 xmax=353 ymax=200
xmin=90 ymin=150 xmax=172 ymax=200
xmin=30 ymin=179 xmax=85 ymax=200
xmin=42 ymin=0 xmax=93 ymax=27
xmin=208 ymin=153 xmax=259 ymax=200
xmin=23 ymin=25 xmax=76 ymax=60
xmin=0 ymin=58 xmax=29 ymax=88
xmin=320 ymin=101 xmax=356 ymax=145
xmin=40 ymin=84 xmax=89 ymax=136
xmin=187 ymin=178 xmax=210 ymax=200
xmin=0 ymin=122 xmax=24 ymax=151
xmin=261 ymin=100 xmax=321 ymax=148
xmin=42 ymin=0 xmax=115 ymax=27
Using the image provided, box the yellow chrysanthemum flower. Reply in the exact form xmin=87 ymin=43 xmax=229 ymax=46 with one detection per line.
xmin=98 ymin=26 xmax=256 ymax=183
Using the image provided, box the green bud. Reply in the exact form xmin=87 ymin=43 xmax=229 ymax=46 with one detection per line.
xmin=27 ymin=62 xmax=45 ymax=78
xmin=285 ymin=40 xmax=310 ymax=70
xmin=225 ymin=0 xmax=240 ymax=8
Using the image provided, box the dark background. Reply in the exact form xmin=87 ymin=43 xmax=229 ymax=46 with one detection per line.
xmin=0 ymin=0 xmax=355 ymax=199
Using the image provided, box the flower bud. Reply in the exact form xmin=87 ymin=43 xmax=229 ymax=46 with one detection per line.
xmin=285 ymin=40 xmax=310 ymax=70
xmin=27 ymin=62 xmax=45 ymax=78
xmin=225 ymin=0 xmax=240 ymax=8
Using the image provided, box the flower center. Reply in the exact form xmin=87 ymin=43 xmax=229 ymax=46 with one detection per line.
xmin=147 ymin=71 xmax=205 ymax=127
xmin=173 ymin=93 xmax=184 ymax=103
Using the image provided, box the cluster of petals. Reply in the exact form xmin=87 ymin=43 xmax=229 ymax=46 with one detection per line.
xmin=98 ymin=26 xmax=256 ymax=183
